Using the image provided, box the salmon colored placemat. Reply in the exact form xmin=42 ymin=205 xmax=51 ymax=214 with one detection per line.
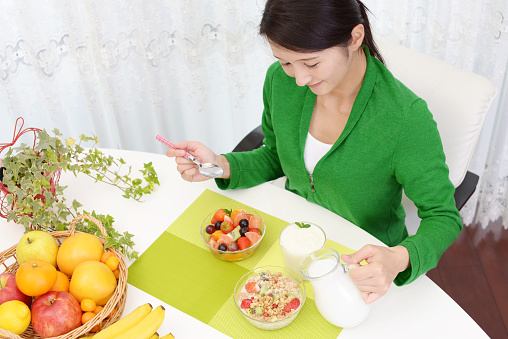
xmin=128 ymin=189 xmax=355 ymax=338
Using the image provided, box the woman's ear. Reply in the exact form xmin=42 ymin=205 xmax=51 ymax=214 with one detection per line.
xmin=350 ymin=24 xmax=365 ymax=51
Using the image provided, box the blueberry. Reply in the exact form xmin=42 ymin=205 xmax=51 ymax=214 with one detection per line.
xmin=218 ymin=243 xmax=227 ymax=251
xmin=239 ymin=218 xmax=249 ymax=227
xmin=239 ymin=227 xmax=249 ymax=237
xmin=214 ymin=221 xmax=222 ymax=230
xmin=205 ymin=225 xmax=215 ymax=234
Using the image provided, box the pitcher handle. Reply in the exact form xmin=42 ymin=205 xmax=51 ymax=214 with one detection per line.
xmin=342 ymin=262 xmax=350 ymax=273
xmin=342 ymin=262 xmax=362 ymax=273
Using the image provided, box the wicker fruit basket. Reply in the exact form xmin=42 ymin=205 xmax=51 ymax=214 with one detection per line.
xmin=0 ymin=214 xmax=128 ymax=339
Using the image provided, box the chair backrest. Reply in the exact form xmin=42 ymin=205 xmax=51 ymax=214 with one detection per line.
xmin=377 ymin=39 xmax=497 ymax=187
xmin=376 ymin=39 xmax=498 ymax=234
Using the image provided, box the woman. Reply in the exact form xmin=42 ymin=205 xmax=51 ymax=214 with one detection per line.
xmin=166 ymin=0 xmax=462 ymax=304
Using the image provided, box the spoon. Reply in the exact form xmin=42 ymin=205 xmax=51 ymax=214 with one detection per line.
xmin=156 ymin=135 xmax=224 ymax=178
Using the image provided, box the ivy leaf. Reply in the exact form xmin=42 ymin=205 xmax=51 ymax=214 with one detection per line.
xmin=103 ymin=239 xmax=116 ymax=249
xmin=72 ymin=199 xmax=83 ymax=210
xmin=7 ymin=210 xmax=18 ymax=223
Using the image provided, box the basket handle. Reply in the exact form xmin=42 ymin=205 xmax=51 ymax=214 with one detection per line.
xmin=69 ymin=214 xmax=109 ymax=241
xmin=0 ymin=117 xmax=41 ymax=155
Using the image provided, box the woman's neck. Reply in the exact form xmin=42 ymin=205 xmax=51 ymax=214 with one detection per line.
xmin=320 ymin=48 xmax=367 ymax=110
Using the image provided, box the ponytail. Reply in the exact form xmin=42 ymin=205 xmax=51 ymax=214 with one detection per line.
xmin=357 ymin=1 xmax=384 ymax=64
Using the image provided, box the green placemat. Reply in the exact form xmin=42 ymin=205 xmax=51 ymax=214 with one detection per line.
xmin=128 ymin=189 xmax=353 ymax=339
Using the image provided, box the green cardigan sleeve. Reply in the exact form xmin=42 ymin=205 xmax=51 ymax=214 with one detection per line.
xmin=215 ymin=63 xmax=285 ymax=189
xmin=392 ymin=99 xmax=463 ymax=285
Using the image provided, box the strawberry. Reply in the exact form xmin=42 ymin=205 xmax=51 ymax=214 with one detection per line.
xmin=237 ymin=237 xmax=251 ymax=250
xmin=240 ymin=299 xmax=253 ymax=309
xmin=283 ymin=298 xmax=300 ymax=313
xmin=245 ymin=282 xmax=259 ymax=293
xmin=211 ymin=209 xmax=227 ymax=224
xmin=220 ymin=221 xmax=234 ymax=234
xmin=223 ymin=214 xmax=233 ymax=225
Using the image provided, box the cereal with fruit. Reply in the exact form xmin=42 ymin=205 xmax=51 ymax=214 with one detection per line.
xmin=237 ymin=270 xmax=302 ymax=322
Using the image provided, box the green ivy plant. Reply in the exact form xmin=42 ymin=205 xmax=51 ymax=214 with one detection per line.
xmin=1 ymin=129 xmax=160 ymax=260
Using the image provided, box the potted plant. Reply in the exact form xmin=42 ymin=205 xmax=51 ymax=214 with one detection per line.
xmin=0 ymin=124 xmax=159 ymax=260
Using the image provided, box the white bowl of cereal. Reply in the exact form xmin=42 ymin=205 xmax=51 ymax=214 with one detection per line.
xmin=233 ymin=265 xmax=306 ymax=330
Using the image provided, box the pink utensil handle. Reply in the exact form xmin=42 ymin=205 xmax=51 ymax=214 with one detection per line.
xmin=156 ymin=135 xmax=192 ymax=160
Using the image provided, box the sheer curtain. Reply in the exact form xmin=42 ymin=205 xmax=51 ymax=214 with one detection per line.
xmin=363 ymin=0 xmax=508 ymax=229
xmin=0 ymin=0 xmax=273 ymax=155
xmin=2 ymin=1 xmax=508 ymax=229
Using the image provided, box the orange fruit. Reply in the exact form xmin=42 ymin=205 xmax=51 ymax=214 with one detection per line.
xmin=105 ymin=256 xmax=119 ymax=271
xmin=69 ymin=261 xmax=117 ymax=306
xmin=81 ymin=312 xmax=102 ymax=332
xmin=91 ymin=321 xmax=102 ymax=332
xmin=112 ymin=268 xmax=120 ymax=280
xmin=107 ymin=308 xmax=115 ymax=319
xmin=16 ymin=259 xmax=57 ymax=296
xmin=230 ymin=208 xmax=241 ymax=222
xmin=93 ymin=305 xmax=103 ymax=314
xmin=100 ymin=251 xmax=115 ymax=264
xmin=81 ymin=311 xmax=95 ymax=324
xmin=50 ymin=271 xmax=70 ymax=292
xmin=57 ymin=233 xmax=104 ymax=276
xmin=81 ymin=298 xmax=96 ymax=312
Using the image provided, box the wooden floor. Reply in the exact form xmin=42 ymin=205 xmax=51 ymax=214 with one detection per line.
xmin=426 ymin=218 xmax=508 ymax=339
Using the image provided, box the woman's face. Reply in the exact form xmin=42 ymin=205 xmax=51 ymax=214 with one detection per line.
xmin=270 ymin=42 xmax=354 ymax=96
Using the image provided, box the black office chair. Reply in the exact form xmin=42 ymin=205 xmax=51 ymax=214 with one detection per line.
xmin=232 ymin=125 xmax=264 ymax=153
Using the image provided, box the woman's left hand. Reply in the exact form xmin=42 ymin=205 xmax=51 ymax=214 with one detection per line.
xmin=341 ymin=245 xmax=410 ymax=304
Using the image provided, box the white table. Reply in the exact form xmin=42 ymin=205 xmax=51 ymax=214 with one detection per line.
xmin=0 ymin=149 xmax=487 ymax=339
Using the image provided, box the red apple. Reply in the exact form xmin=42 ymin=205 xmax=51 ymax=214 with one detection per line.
xmin=0 ymin=272 xmax=32 ymax=307
xmin=31 ymin=291 xmax=82 ymax=338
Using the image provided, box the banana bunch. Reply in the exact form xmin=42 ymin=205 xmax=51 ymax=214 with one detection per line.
xmin=88 ymin=303 xmax=173 ymax=339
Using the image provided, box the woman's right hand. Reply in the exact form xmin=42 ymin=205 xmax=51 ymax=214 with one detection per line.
xmin=165 ymin=141 xmax=230 ymax=182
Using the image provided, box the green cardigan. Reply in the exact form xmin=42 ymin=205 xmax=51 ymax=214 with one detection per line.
xmin=216 ymin=47 xmax=462 ymax=285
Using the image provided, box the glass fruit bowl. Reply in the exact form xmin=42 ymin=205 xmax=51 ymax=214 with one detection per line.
xmin=233 ymin=265 xmax=306 ymax=330
xmin=200 ymin=207 xmax=265 ymax=262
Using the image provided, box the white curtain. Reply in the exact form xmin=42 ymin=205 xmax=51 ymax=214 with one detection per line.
xmin=362 ymin=0 xmax=508 ymax=229
xmin=0 ymin=0 xmax=273 ymax=155
xmin=2 ymin=0 xmax=508 ymax=229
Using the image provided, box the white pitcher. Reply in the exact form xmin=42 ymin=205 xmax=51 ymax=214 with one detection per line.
xmin=298 ymin=248 xmax=371 ymax=328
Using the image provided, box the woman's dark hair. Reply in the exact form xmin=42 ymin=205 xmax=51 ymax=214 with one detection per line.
xmin=259 ymin=0 xmax=384 ymax=64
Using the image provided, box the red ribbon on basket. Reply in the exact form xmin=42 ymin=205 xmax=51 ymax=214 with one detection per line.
xmin=0 ymin=117 xmax=42 ymax=154
xmin=0 ymin=117 xmax=45 ymax=221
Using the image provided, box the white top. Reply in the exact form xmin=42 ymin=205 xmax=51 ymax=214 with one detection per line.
xmin=304 ymin=132 xmax=333 ymax=174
